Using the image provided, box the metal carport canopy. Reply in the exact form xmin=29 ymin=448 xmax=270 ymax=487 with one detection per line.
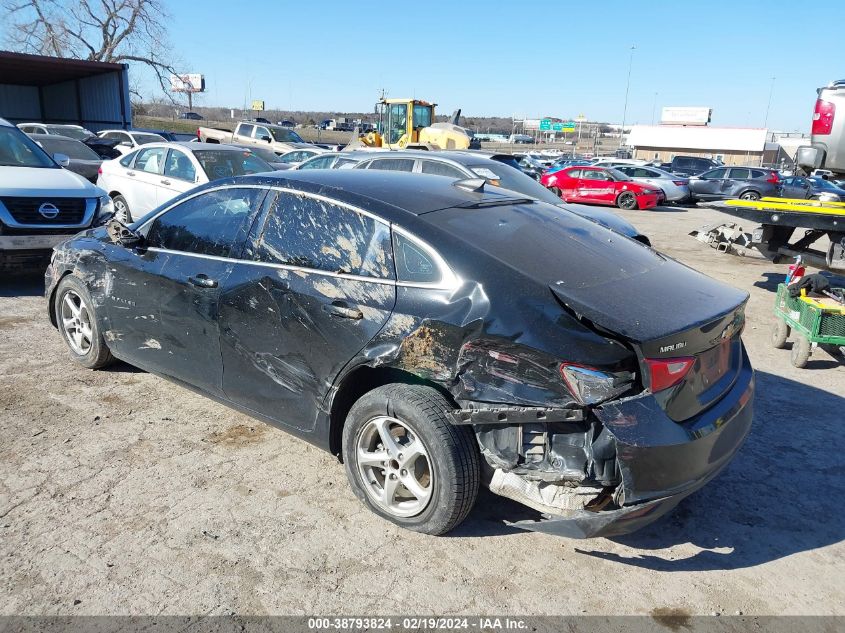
xmin=0 ymin=50 xmax=131 ymax=130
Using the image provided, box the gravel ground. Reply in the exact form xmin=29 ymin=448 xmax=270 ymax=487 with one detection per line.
xmin=0 ymin=203 xmax=843 ymax=617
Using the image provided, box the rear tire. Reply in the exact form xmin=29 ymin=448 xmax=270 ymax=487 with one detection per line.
xmin=54 ymin=276 xmax=115 ymax=369
xmin=771 ymin=318 xmax=790 ymax=349
xmin=790 ymin=335 xmax=812 ymax=368
xmin=617 ymin=191 xmax=638 ymax=210
xmin=342 ymin=383 xmax=479 ymax=535
xmin=112 ymin=194 xmax=131 ymax=223
xmin=550 ymin=186 xmax=562 ymax=197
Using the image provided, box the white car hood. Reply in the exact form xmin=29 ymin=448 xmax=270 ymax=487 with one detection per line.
xmin=1 ymin=166 xmax=105 ymax=197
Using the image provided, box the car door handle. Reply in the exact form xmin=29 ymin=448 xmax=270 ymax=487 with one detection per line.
xmin=188 ymin=274 xmax=218 ymax=288
xmin=160 ymin=179 xmax=171 ymax=185
xmin=322 ymin=301 xmax=363 ymax=320
xmin=127 ymin=171 xmax=136 ymax=177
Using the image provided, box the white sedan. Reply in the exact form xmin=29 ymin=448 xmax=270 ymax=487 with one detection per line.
xmin=96 ymin=142 xmax=273 ymax=222
xmin=96 ymin=130 xmax=166 ymax=155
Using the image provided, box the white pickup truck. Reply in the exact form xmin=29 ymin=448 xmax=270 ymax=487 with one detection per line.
xmin=197 ymin=121 xmax=314 ymax=154
xmin=0 ymin=118 xmax=112 ymax=270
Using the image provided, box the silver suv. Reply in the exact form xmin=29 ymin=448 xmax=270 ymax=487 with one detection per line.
xmin=798 ymin=80 xmax=845 ymax=176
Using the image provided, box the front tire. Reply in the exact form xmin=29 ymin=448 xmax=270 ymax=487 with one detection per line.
xmin=55 ymin=276 xmax=114 ymax=369
xmin=617 ymin=191 xmax=638 ymax=210
xmin=342 ymin=383 xmax=479 ymax=535
xmin=790 ymin=335 xmax=812 ymax=368
xmin=740 ymin=191 xmax=761 ymax=201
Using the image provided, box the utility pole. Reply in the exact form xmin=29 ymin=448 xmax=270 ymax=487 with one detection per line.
xmin=620 ymin=44 xmax=635 ymax=148
xmin=763 ymin=76 xmax=776 ymax=130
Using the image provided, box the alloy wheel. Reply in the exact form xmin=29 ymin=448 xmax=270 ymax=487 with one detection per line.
xmin=60 ymin=290 xmax=93 ymax=355
xmin=618 ymin=192 xmax=637 ymax=209
xmin=113 ymin=198 xmax=129 ymax=223
xmin=355 ymin=415 xmax=434 ymax=518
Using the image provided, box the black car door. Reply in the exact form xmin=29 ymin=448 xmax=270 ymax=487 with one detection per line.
xmin=219 ymin=190 xmax=396 ymax=432
xmin=140 ymin=186 xmax=267 ymax=396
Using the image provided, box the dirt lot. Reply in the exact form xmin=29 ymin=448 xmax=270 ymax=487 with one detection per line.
xmin=1 ymin=204 xmax=843 ymax=616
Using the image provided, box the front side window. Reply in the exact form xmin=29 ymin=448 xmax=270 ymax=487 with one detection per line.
xmin=147 ymin=187 xmax=264 ymax=257
xmin=164 ymin=149 xmax=197 ymax=182
xmin=701 ymin=168 xmax=727 ymax=179
xmin=254 ymin=126 xmax=271 ymax=140
xmin=254 ymin=193 xmax=394 ymax=279
xmin=135 ymin=147 xmax=166 ymax=174
xmin=582 ymin=169 xmax=609 ymax=181
xmin=420 ymin=160 xmax=465 ymax=179
xmin=366 ymin=158 xmax=415 ymax=172
xmin=270 ymin=127 xmax=305 ymax=143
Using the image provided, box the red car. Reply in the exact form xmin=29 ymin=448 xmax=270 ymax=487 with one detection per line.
xmin=541 ymin=166 xmax=664 ymax=210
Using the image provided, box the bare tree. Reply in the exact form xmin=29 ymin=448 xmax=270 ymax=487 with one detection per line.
xmin=2 ymin=0 xmax=183 ymax=98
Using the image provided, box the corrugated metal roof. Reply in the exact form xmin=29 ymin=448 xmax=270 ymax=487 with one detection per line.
xmin=0 ymin=51 xmax=124 ymax=86
xmin=628 ymin=125 xmax=768 ymax=152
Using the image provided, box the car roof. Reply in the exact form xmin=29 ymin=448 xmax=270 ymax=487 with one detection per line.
xmin=27 ymin=133 xmax=83 ymax=142
xmin=206 ymin=169 xmax=528 ymax=217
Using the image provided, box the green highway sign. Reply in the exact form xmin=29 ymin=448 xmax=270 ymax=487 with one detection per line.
xmin=539 ymin=118 xmax=551 ymax=131
xmin=562 ymin=121 xmax=576 ymax=131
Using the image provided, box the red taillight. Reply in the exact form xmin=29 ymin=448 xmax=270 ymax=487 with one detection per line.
xmin=197 ymin=128 xmax=202 ymax=138
xmin=812 ymin=99 xmax=835 ymax=135
xmin=645 ymin=357 xmax=695 ymax=392
xmin=97 ymin=166 xmax=103 ymax=175
xmin=766 ymin=171 xmax=780 ymax=184
xmin=672 ymin=180 xmax=686 ymax=186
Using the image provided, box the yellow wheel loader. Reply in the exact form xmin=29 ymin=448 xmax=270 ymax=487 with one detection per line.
xmin=350 ymin=98 xmax=479 ymax=151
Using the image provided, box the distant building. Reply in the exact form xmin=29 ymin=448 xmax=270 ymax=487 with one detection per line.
xmin=627 ymin=125 xmax=791 ymax=167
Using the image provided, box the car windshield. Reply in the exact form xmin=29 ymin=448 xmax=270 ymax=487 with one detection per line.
xmin=810 ymin=177 xmax=842 ymax=191
xmin=192 ymin=149 xmax=273 ymax=180
xmin=468 ymin=163 xmax=563 ymax=205
xmin=269 ymin=127 xmax=305 ymax=143
xmin=38 ymin=137 xmax=100 ymax=160
xmin=133 ymin=133 xmax=166 ymax=145
xmin=0 ymin=126 xmax=57 ymax=168
xmin=243 ymin=146 xmax=280 ymax=162
xmin=45 ymin=126 xmax=92 ymax=141
xmin=607 ymin=168 xmax=631 ymax=181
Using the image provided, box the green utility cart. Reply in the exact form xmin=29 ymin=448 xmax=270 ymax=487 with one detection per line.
xmin=772 ymin=283 xmax=845 ymax=367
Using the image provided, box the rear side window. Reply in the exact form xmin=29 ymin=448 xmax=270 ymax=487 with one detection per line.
xmin=254 ymin=193 xmax=394 ymax=279
xmin=750 ymin=169 xmax=767 ymax=179
xmin=237 ymin=123 xmax=255 ymax=138
xmin=420 ymin=160 xmax=466 ymax=179
xmin=728 ymin=168 xmax=751 ymax=180
xmin=119 ymin=152 xmax=135 ymax=167
xmin=147 ymin=187 xmax=264 ymax=257
xmin=298 ymin=155 xmax=335 ymax=170
xmin=366 ymin=158 xmax=415 ymax=172
xmin=393 ymin=232 xmax=440 ymax=284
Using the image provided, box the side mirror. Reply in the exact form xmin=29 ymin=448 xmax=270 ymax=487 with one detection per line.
xmin=53 ymin=153 xmax=71 ymax=167
xmin=261 ymin=135 xmax=272 ymax=142
xmin=106 ymin=218 xmax=144 ymax=248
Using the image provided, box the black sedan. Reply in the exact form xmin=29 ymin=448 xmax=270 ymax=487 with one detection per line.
xmin=778 ymin=176 xmax=845 ymax=202
xmin=45 ymin=170 xmax=754 ymax=538
xmin=30 ymin=133 xmax=102 ymax=182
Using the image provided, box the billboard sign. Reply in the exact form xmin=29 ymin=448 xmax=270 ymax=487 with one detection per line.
xmin=170 ymin=73 xmax=205 ymax=93
xmin=661 ymin=106 xmax=711 ymax=126
xmin=251 ymin=100 xmax=265 ymax=111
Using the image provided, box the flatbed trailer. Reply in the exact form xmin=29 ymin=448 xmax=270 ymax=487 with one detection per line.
xmin=692 ymin=197 xmax=845 ymax=272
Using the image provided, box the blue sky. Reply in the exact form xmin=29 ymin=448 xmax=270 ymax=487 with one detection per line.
xmin=13 ymin=0 xmax=845 ymax=130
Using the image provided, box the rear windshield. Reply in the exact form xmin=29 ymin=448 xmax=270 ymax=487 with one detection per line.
xmin=133 ymin=133 xmax=165 ymax=145
xmin=45 ymin=126 xmax=92 ymax=141
xmin=675 ymin=157 xmax=712 ymax=170
xmin=0 ymin=126 xmax=57 ymax=168
xmin=192 ymin=149 xmax=273 ymax=180
xmin=269 ymin=127 xmax=305 ymax=143
xmin=467 ymin=163 xmax=563 ymax=205
xmin=244 ymin=146 xmax=281 ymax=162
xmin=38 ymin=137 xmax=100 ymax=160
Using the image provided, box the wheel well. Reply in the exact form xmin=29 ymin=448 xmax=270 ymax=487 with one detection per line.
xmin=47 ymin=270 xmax=73 ymax=328
xmin=109 ymin=191 xmax=122 ymax=199
xmin=328 ymin=365 xmax=455 ymax=458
